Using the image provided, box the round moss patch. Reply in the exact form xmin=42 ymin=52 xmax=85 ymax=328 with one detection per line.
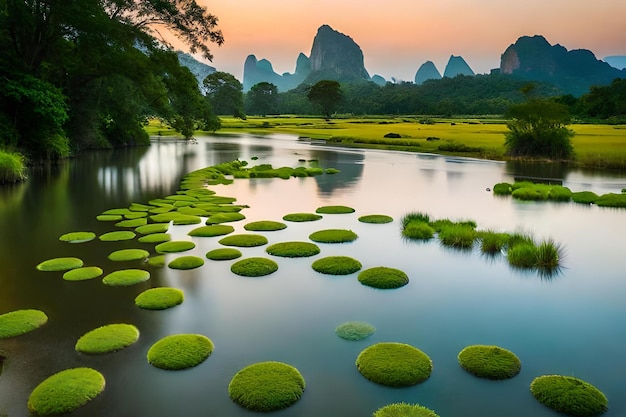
xmin=135 ymin=287 xmax=184 ymax=310
xmin=96 ymin=214 xmax=122 ymax=222
xmin=172 ymin=215 xmax=202 ymax=225
xmin=228 ymin=361 xmax=305 ymax=412
xmin=206 ymin=212 xmax=246 ymax=224
xmin=358 ymin=267 xmax=409 ymax=289
xmin=168 ymin=256 xmax=205 ymax=270
xmin=135 ymin=223 xmax=170 ymax=235
xmin=373 ymin=403 xmax=440 ymax=417
xmin=115 ymin=218 xmax=147 ymax=228
xmin=99 ymin=231 xmax=136 ymax=242
xmin=309 ymin=229 xmax=358 ymax=243
xmin=358 ymin=214 xmax=393 ymax=224
xmin=231 ymin=257 xmax=278 ymax=277
xmin=108 ymin=249 xmax=150 ymax=262
xmin=27 ymin=367 xmax=105 ymax=415
xmin=37 ymin=257 xmax=83 ymax=272
xmin=244 ymin=220 xmax=287 ymax=231
xmin=59 ymin=232 xmax=96 ymax=243
xmin=356 ymin=342 xmax=433 ymax=387
xmin=138 ymin=233 xmax=171 ymax=244
xmin=458 ymin=345 xmax=521 ymax=380
xmin=102 ymin=269 xmax=150 ymax=286
xmin=530 ymin=375 xmax=608 ymax=417
xmin=206 ymin=248 xmax=242 ymax=261
xmin=75 ymin=324 xmax=139 ymax=354
xmin=0 ymin=309 xmax=48 ymax=338
xmin=63 ymin=266 xmax=103 ymax=281
xmin=147 ymin=334 xmax=214 ymax=370
xmin=315 ymin=205 xmax=355 ymax=214
xmin=282 ymin=212 xmax=322 ymax=222
xmin=188 ymin=225 xmax=235 ymax=237
xmin=266 ymin=241 xmax=320 ymax=258
xmin=155 ymin=240 xmax=196 ymax=254
xmin=335 ymin=321 xmax=376 ymax=341
xmin=219 ymin=234 xmax=268 ymax=247
xmin=147 ymin=255 xmax=166 ymax=268
xmin=311 ymin=256 xmax=362 ymax=275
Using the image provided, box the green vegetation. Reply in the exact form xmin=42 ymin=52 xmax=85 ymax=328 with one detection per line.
xmin=147 ymin=334 xmax=214 ymax=370
xmin=282 ymin=212 xmax=323 ymax=222
xmin=312 ymin=256 xmax=362 ymax=275
xmin=373 ymin=403 xmax=441 ymax=417
xmin=0 ymin=309 xmax=48 ymax=338
xmin=493 ymin=182 xmax=513 ymax=195
xmin=595 ymin=193 xmax=626 ymax=208
xmin=36 ymin=257 xmax=83 ymax=272
xmin=266 ymin=241 xmax=321 ymax=258
xmin=96 ymin=214 xmax=123 ymax=222
xmin=219 ymin=234 xmax=268 ymax=247
xmin=116 ymin=218 xmax=147 ymax=228
xmin=135 ymin=287 xmax=184 ymax=310
xmin=572 ymin=191 xmax=599 ymax=204
xmin=401 ymin=212 xmax=435 ymax=240
xmin=315 ymin=205 xmax=355 ymax=214
xmin=59 ymin=232 xmax=96 ymax=243
xmin=530 ymin=375 xmax=608 ymax=417
xmin=0 ymin=150 xmax=27 ymax=183
xmin=135 ymin=223 xmax=170 ymax=235
xmin=172 ymin=215 xmax=202 ymax=225
xmin=457 ymin=345 xmax=521 ymax=379
xmin=437 ymin=223 xmax=477 ymax=249
xmin=507 ymin=238 xmax=562 ymax=273
xmin=27 ymin=368 xmax=105 ymax=415
xmin=335 ymin=321 xmax=376 ymax=341
xmin=356 ymin=342 xmax=433 ymax=387
xmin=63 ymin=267 xmax=103 ymax=281
xmin=108 ymin=249 xmax=150 ymax=261
xmin=228 ymin=361 xmax=305 ymax=412
xmin=307 ymin=80 xmax=343 ymax=119
xmin=231 ymin=257 xmax=278 ymax=277
xmin=147 ymin=255 xmax=166 ymax=268
xmin=102 ymin=269 xmax=150 ymax=286
xmin=138 ymin=233 xmax=171 ymax=243
xmin=168 ymin=256 xmax=205 ymax=270
xmin=309 ymin=229 xmax=358 ymax=243
xmin=155 ymin=241 xmax=196 ymax=253
xmin=478 ymin=230 xmax=510 ymax=254
xmin=188 ymin=225 xmax=235 ymax=237
xmin=99 ymin=231 xmax=136 ymax=242
xmin=358 ymin=214 xmax=393 ymax=224
xmin=206 ymin=212 xmax=246 ymax=224
xmin=75 ymin=324 xmax=139 ymax=354
xmin=358 ymin=267 xmax=409 ymax=289
xmin=244 ymin=220 xmax=287 ymax=231
xmin=206 ymin=248 xmax=242 ymax=260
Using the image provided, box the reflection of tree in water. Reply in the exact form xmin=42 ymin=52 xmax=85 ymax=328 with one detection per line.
xmin=506 ymin=160 xmax=569 ymax=183
xmin=309 ymin=149 xmax=364 ymax=196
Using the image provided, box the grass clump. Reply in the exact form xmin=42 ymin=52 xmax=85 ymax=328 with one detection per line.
xmin=244 ymin=220 xmax=287 ymax=231
xmin=219 ymin=234 xmax=268 ymax=247
xmin=59 ymin=232 xmax=96 ymax=243
xmin=228 ymin=361 xmax=305 ymax=412
xmin=373 ymin=403 xmax=441 ymax=417
xmin=138 ymin=233 xmax=171 ymax=243
xmin=135 ymin=223 xmax=170 ymax=235
xmin=135 ymin=287 xmax=184 ymax=310
xmin=457 ymin=345 xmax=521 ymax=379
xmin=99 ymin=231 xmax=136 ymax=241
xmin=335 ymin=321 xmax=375 ymax=341
xmin=0 ymin=150 xmax=27 ymax=183
xmin=282 ymin=212 xmax=322 ymax=222
xmin=63 ymin=266 xmax=103 ymax=281
xmin=356 ymin=342 xmax=432 ymax=387
xmin=492 ymin=182 xmax=513 ymax=195
xmin=478 ymin=230 xmax=510 ymax=254
xmin=309 ymin=229 xmax=358 ymax=243
xmin=358 ymin=267 xmax=409 ymax=289
xmin=155 ymin=240 xmax=196 ymax=253
xmin=401 ymin=212 xmax=435 ymax=240
xmin=168 ymin=256 xmax=205 ymax=270
xmin=507 ymin=243 xmax=538 ymax=268
xmin=27 ymin=368 xmax=105 ymax=415
xmin=108 ymin=249 xmax=150 ymax=261
xmin=75 ymin=324 xmax=139 ymax=354
xmin=266 ymin=241 xmax=320 ymax=258
xmin=530 ymin=375 xmax=608 ymax=417
xmin=37 ymin=257 xmax=83 ymax=272
xmin=358 ymin=214 xmax=393 ymax=224
xmin=595 ymin=193 xmax=626 ymax=208
xmin=206 ymin=248 xmax=242 ymax=260
xmin=0 ymin=309 xmax=48 ymax=338
xmin=188 ymin=224 xmax=234 ymax=237
xmin=437 ymin=223 xmax=477 ymax=249
xmin=315 ymin=205 xmax=355 ymax=214
xmin=147 ymin=334 xmax=214 ymax=370
xmin=572 ymin=191 xmax=599 ymax=204
xmin=231 ymin=257 xmax=278 ymax=277
xmin=102 ymin=269 xmax=150 ymax=286
xmin=312 ymin=256 xmax=362 ymax=275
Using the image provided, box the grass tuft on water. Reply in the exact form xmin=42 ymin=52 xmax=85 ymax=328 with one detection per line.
xmin=356 ymin=342 xmax=432 ymax=387
xmin=147 ymin=334 xmax=214 ymax=370
xmin=309 ymin=229 xmax=358 ymax=243
xmin=75 ymin=324 xmax=139 ymax=354
xmin=282 ymin=212 xmax=322 ymax=222
xmin=206 ymin=248 xmax=242 ymax=260
xmin=102 ymin=269 xmax=150 ymax=286
xmin=530 ymin=375 xmax=608 ymax=417
xmin=231 ymin=257 xmax=278 ymax=277
xmin=458 ymin=345 xmax=521 ymax=379
xmin=266 ymin=241 xmax=320 ymax=258
xmin=373 ymin=403 xmax=441 ymax=417
xmin=315 ymin=205 xmax=355 ymax=214
xmin=219 ymin=234 xmax=268 ymax=247
xmin=358 ymin=214 xmax=393 ymax=224
xmin=358 ymin=266 xmax=409 ymax=289
xmin=335 ymin=321 xmax=376 ymax=341
xmin=188 ymin=225 xmax=234 ymax=237
xmin=168 ymin=256 xmax=205 ymax=270
xmin=0 ymin=309 xmax=48 ymax=338
xmin=312 ymin=256 xmax=362 ymax=275
xmin=244 ymin=220 xmax=287 ymax=231
xmin=135 ymin=287 xmax=184 ymax=310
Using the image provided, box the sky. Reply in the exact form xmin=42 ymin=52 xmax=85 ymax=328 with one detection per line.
xmin=184 ymin=0 xmax=626 ymax=82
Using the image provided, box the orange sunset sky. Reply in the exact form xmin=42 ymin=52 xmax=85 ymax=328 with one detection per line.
xmin=188 ymin=0 xmax=626 ymax=82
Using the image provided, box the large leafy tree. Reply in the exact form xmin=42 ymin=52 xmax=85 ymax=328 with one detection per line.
xmin=246 ymin=82 xmax=278 ymax=116
xmin=306 ymin=80 xmax=343 ymax=119
xmin=203 ymin=71 xmax=245 ymax=119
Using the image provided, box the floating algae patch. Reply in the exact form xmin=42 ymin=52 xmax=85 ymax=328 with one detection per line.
xmin=458 ymin=345 xmax=521 ymax=380
xmin=244 ymin=220 xmax=287 ymax=231
xmin=150 ymin=212 xmax=186 ymax=223
xmin=266 ymin=241 xmax=320 ymax=258
xmin=99 ymin=231 xmax=136 ymax=242
xmin=75 ymin=324 xmax=139 ymax=354
xmin=147 ymin=255 xmax=166 ymax=268
xmin=37 ymin=257 xmax=83 ymax=272
xmin=147 ymin=334 xmax=213 ymax=370
xmin=136 ymin=223 xmax=170 ymax=235
xmin=219 ymin=234 xmax=268 ymax=247
xmin=312 ymin=256 xmax=362 ymax=275
xmin=530 ymin=375 xmax=608 ymax=417
xmin=27 ymin=367 xmax=105 ymax=416
xmin=228 ymin=361 xmax=305 ymax=412
xmin=138 ymin=233 xmax=171 ymax=244
xmin=356 ymin=342 xmax=432 ymax=387
xmin=172 ymin=215 xmax=202 ymax=225
xmin=373 ymin=403 xmax=440 ymax=417
xmin=206 ymin=248 xmax=242 ymax=261
xmin=124 ymin=211 xmax=148 ymax=219
xmin=176 ymin=206 xmax=207 ymax=216
xmin=168 ymin=255 xmax=205 ymax=270
xmin=59 ymin=232 xmax=96 ymax=243
xmin=63 ymin=266 xmax=103 ymax=281
xmin=231 ymin=257 xmax=278 ymax=277
xmin=0 ymin=309 xmax=48 ymax=338
xmin=335 ymin=321 xmax=375 ymax=341
xmin=358 ymin=267 xmax=409 ymax=289
xmin=102 ymin=269 xmax=150 ymax=286
xmin=129 ymin=203 xmax=154 ymax=212
xmin=358 ymin=214 xmax=393 ymax=224
xmin=188 ymin=225 xmax=234 ymax=237
xmin=115 ymin=218 xmax=147 ymax=228
xmin=309 ymin=229 xmax=358 ymax=243
xmin=206 ymin=212 xmax=246 ymax=224
xmin=135 ymin=287 xmax=184 ymax=310
xmin=315 ymin=205 xmax=355 ymax=214
xmin=101 ymin=208 xmax=132 ymax=216
xmin=155 ymin=241 xmax=195 ymax=253
xmin=282 ymin=212 xmax=322 ymax=222
xmin=96 ymin=214 xmax=122 ymax=222
xmin=108 ymin=249 xmax=149 ymax=261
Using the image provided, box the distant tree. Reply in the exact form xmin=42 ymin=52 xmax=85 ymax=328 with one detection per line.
xmin=203 ymin=71 xmax=245 ymax=118
xmin=307 ymin=80 xmax=343 ymax=119
xmin=578 ymin=78 xmax=626 ymax=120
xmin=504 ymin=98 xmax=575 ymax=159
xmin=246 ymin=82 xmax=278 ymax=116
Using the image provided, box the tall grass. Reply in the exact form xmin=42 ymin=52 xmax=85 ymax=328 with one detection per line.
xmin=0 ymin=150 xmax=27 ymax=183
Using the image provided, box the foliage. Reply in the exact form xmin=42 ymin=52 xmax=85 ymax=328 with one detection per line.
xmin=266 ymin=242 xmax=321 ymax=258
xmin=309 ymin=229 xmax=358 ymax=243
xmin=75 ymin=324 xmax=139 ymax=354
xmin=147 ymin=334 xmax=214 ymax=370
xmin=204 ymin=71 xmax=245 ymax=118
xmin=0 ymin=149 xmax=27 ymax=183
xmin=530 ymin=375 xmax=608 ymax=417
xmin=402 ymin=221 xmax=435 ymax=240
xmin=457 ymin=345 xmax=521 ymax=379
xmin=245 ymin=82 xmax=279 ymax=116
xmin=578 ymin=78 xmax=626 ymax=120
xmin=335 ymin=322 xmax=376 ymax=341
xmin=356 ymin=342 xmax=433 ymax=387
xmin=311 ymin=256 xmax=362 ymax=275
xmin=358 ymin=267 xmax=409 ymax=289
xmin=307 ymin=80 xmax=344 ymax=119
xmin=283 ymin=213 xmax=323 ymax=222
xmin=373 ymin=403 xmax=441 ymax=417
xmin=493 ymin=182 xmax=513 ymax=195
xmin=0 ymin=309 xmax=48 ymax=338
xmin=135 ymin=287 xmax=184 ymax=310
xmin=437 ymin=223 xmax=477 ymax=249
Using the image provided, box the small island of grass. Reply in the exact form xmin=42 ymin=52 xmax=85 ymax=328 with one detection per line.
xmin=219 ymin=234 xmax=268 ymax=247
xmin=244 ymin=220 xmax=287 ymax=231
xmin=266 ymin=241 xmax=321 ymax=258
xmin=231 ymin=257 xmax=278 ymax=277
xmin=315 ymin=205 xmax=355 ymax=214
xmin=75 ymin=323 xmax=139 ymax=354
xmin=530 ymin=375 xmax=608 ymax=417
xmin=0 ymin=309 xmax=48 ymax=338
xmin=206 ymin=248 xmax=242 ymax=260
xmin=102 ymin=269 xmax=150 ymax=286
xmin=335 ymin=321 xmax=376 ymax=341
xmin=356 ymin=342 xmax=432 ymax=387
xmin=309 ymin=229 xmax=358 ymax=243
xmin=457 ymin=345 xmax=521 ymax=379
xmin=135 ymin=287 xmax=184 ymax=310
xmin=282 ymin=212 xmax=322 ymax=222
xmin=147 ymin=334 xmax=214 ymax=370
xmin=358 ymin=266 xmax=409 ymax=289
xmin=373 ymin=403 xmax=441 ymax=417
xmin=311 ymin=256 xmax=362 ymax=275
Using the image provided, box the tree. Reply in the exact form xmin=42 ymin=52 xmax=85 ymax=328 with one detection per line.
xmin=203 ymin=71 xmax=245 ymax=118
xmin=246 ymin=82 xmax=278 ymax=116
xmin=307 ymin=80 xmax=343 ymax=119
xmin=504 ymin=98 xmax=575 ymax=159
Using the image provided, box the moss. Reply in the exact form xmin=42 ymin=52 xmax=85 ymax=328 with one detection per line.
xmin=266 ymin=241 xmax=321 ymax=258
xmin=75 ymin=324 xmax=139 ymax=354
xmin=147 ymin=255 xmax=166 ymax=268
xmin=206 ymin=212 xmax=246 ymax=224
xmin=219 ymin=234 xmax=268 ymax=247
xmin=63 ymin=266 xmax=103 ymax=281
xmin=124 ymin=211 xmax=149 ymax=219
xmin=115 ymin=218 xmax=148 ymax=228
xmin=311 ymin=256 xmax=362 ymax=275
xmin=147 ymin=334 xmax=214 ymax=370
xmin=325 ymin=168 xmax=340 ymax=174
xmin=172 ymin=215 xmax=202 ymax=225
xmin=135 ymin=223 xmax=170 ymax=235
xmin=572 ymin=191 xmax=599 ymax=204
xmin=356 ymin=342 xmax=432 ymax=387
xmin=168 ymin=255 xmax=205 ymax=270
xmin=0 ymin=309 xmax=48 ymax=338
xmin=128 ymin=202 xmax=154 ymax=212
xmin=27 ymin=368 xmax=105 ymax=415
xmin=458 ymin=345 xmax=521 ymax=379
xmin=155 ymin=240 xmax=196 ymax=253
xmin=309 ymin=229 xmax=358 ymax=243
xmin=135 ymin=287 xmax=184 ymax=310
xmin=530 ymin=375 xmax=608 ymax=417
xmin=548 ymin=186 xmax=573 ymax=201
xmin=108 ymin=249 xmax=150 ymax=261
xmin=102 ymin=269 xmax=150 ymax=286
xmin=37 ymin=257 xmax=83 ymax=272
xmin=99 ymin=231 xmax=136 ymax=242
xmin=282 ymin=212 xmax=323 ymax=222
xmin=358 ymin=214 xmax=393 ymax=224
xmin=244 ymin=220 xmax=287 ymax=231
xmin=59 ymin=232 xmax=96 ymax=243
xmin=150 ymin=212 xmax=186 ymax=223
xmin=96 ymin=214 xmax=122 ymax=222
xmin=101 ymin=208 xmax=132 ymax=215
xmin=176 ymin=206 xmax=207 ymax=216
xmin=373 ymin=403 xmax=441 ymax=417
xmin=228 ymin=361 xmax=305 ymax=412
xmin=535 ymin=239 xmax=562 ymax=270
xmin=335 ymin=321 xmax=375 ymax=341
xmin=138 ymin=233 xmax=171 ymax=244
xmin=188 ymin=225 xmax=235 ymax=237
xmin=358 ymin=267 xmax=409 ymax=289
xmin=206 ymin=248 xmax=242 ymax=260
xmin=315 ymin=205 xmax=355 ymax=214
xmin=231 ymin=257 xmax=278 ymax=277
xmin=595 ymin=192 xmax=626 ymax=208
xmin=492 ymin=182 xmax=513 ymax=195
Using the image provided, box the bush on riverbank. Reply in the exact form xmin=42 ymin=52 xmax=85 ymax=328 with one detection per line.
xmin=0 ymin=150 xmax=27 ymax=183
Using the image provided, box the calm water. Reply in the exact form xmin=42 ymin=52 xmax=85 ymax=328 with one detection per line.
xmin=1 ymin=134 xmax=625 ymax=417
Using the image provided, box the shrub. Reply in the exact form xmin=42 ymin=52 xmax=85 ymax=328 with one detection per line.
xmin=135 ymin=287 xmax=184 ymax=310
xmin=358 ymin=214 xmax=393 ymax=224
xmin=530 ymin=375 xmax=608 ymax=417
xmin=312 ymin=256 xmax=362 ymax=275
xmin=266 ymin=241 xmax=320 ymax=258
xmin=102 ymin=269 xmax=150 ymax=286
xmin=75 ymin=324 xmax=139 ymax=354
xmin=356 ymin=342 xmax=432 ymax=387
xmin=549 ymin=185 xmax=572 ymax=201
xmin=335 ymin=322 xmax=375 ymax=341
xmin=373 ymin=403 xmax=440 ymax=417
xmin=147 ymin=334 xmax=214 ymax=370
xmin=219 ymin=234 xmax=268 ymax=247
xmin=63 ymin=267 xmax=103 ymax=281
xmin=168 ymin=256 xmax=205 ymax=270
xmin=0 ymin=309 xmax=48 ymax=338
xmin=309 ymin=229 xmax=358 ymax=243
xmin=36 ymin=257 xmax=83 ymax=272
xmin=401 ymin=212 xmax=431 ymax=228
xmin=0 ymin=150 xmax=27 ymax=183
xmin=457 ymin=345 xmax=521 ymax=379
xmin=358 ymin=267 xmax=409 ymax=289
xmin=231 ymin=257 xmax=278 ymax=277
xmin=282 ymin=212 xmax=323 ymax=222
xmin=206 ymin=248 xmax=242 ymax=260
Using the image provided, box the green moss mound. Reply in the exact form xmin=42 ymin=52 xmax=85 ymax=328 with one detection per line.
xmin=492 ymin=182 xmax=513 ymax=195
xmin=63 ymin=266 xmax=103 ymax=281
xmin=102 ymin=269 xmax=150 ymax=286
xmin=206 ymin=248 xmax=242 ymax=260
xmin=572 ymin=191 xmax=599 ymax=204
xmin=266 ymin=241 xmax=320 ymax=258
xmin=231 ymin=257 xmax=278 ymax=277
xmin=309 ymin=229 xmax=358 ymax=243
xmin=282 ymin=212 xmax=322 ymax=222
xmin=108 ymin=249 xmax=150 ymax=261
xmin=138 ymin=233 xmax=171 ymax=243
xmin=135 ymin=223 xmax=170 ymax=235
xmin=595 ymin=192 xmax=626 ymax=208
xmin=27 ymin=367 xmax=105 ymax=415
xmin=358 ymin=214 xmax=393 ymax=224
xmin=457 ymin=345 xmax=521 ymax=379
xmin=147 ymin=255 xmax=166 ymax=268
xmin=358 ymin=267 xmax=409 ymax=289
xmin=99 ymin=231 xmax=136 ymax=241
xmin=0 ymin=309 xmax=48 ymax=338
xmin=75 ymin=324 xmax=139 ymax=354
xmin=244 ymin=220 xmax=287 ymax=231
xmin=356 ymin=342 xmax=433 ymax=387
xmin=155 ymin=240 xmax=196 ymax=253
xmin=115 ymin=218 xmax=147 ymax=228
xmin=147 ymin=334 xmax=214 ymax=370
xmin=168 ymin=255 xmax=205 ymax=270
xmin=37 ymin=257 xmax=83 ymax=272
xmin=530 ymin=375 xmax=608 ymax=417
xmin=219 ymin=234 xmax=268 ymax=247
xmin=373 ymin=403 xmax=441 ymax=417
xmin=335 ymin=321 xmax=375 ymax=341
xmin=228 ymin=361 xmax=305 ymax=412
xmin=312 ymin=256 xmax=362 ymax=275
xmin=59 ymin=232 xmax=96 ymax=243
xmin=96 ymin=214 xmax=122 ymax=222
xmin=135 ymin=287 xmax=184 ymax=310
xmin=315 ymin=205 xmax=355 ymax=214
xmin=206 ymin=212 xmax=246 ymax=224
xmin=402 ymin=221 xmax=435 ymax=240
xmin=188 ymin=224 xmax=234 ymax=237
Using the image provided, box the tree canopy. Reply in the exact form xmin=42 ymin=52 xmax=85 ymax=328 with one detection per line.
xmin=307 ymin=80 xmax=343 ymax=119
xmin=203 ymin=71 xmax=245 ymax=119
